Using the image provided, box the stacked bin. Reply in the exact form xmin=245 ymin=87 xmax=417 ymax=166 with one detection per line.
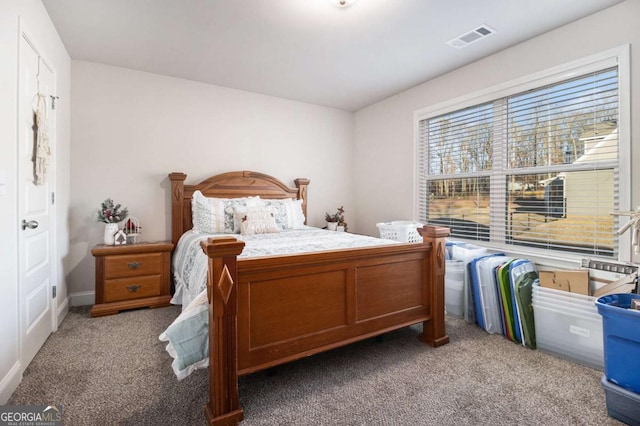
xmin=445 ymin=260 xmax=465 ymax=317
xmin=532 ymin=285 xmax=604 ymax=369
xmin=596 ymin=293 xmax=640 ymax=426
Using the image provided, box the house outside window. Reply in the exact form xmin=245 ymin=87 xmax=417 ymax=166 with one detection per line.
xmin=416 ymin=47 xmax=630 ymax=261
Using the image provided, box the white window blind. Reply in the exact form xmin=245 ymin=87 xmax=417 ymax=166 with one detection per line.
xmin=418 ymin=66 xmax=620 ymax=258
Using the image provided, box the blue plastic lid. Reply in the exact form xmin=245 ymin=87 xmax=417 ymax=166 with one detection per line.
xmin=596 ymin=293 xmax=640 ymax=318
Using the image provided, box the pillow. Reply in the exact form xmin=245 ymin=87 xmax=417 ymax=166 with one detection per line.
xmin=235 ymin=207 xmax=280 ymax=235
xmin=191 ymin=191 xmax=262 ymax=233
xmin=262 ymin=198 xmax=306 ymax=230
xmin=231 ymin=196 xmax=263 ymax=232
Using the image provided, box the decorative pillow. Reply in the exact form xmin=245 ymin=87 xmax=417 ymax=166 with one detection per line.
xmin=235 ymin=208 xmax=280 ymax=235
xmin=191 ymin=191 xmax=262 ymax=234
xmin=262 ymin=198 xmax=306 ymax=230
xmin=231 ymin=196 xmax=263 ymax=232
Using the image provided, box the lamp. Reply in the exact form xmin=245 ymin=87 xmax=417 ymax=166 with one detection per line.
xmin=330 ymin=0 xmax=357 ymax=8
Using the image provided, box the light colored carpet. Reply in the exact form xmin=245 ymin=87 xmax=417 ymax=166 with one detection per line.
xmin=9 ymin=306 xmax=621 ymax=425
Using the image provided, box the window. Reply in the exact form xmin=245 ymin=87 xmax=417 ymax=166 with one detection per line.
xmin=416 ymin=48 xmax=630 ymax=260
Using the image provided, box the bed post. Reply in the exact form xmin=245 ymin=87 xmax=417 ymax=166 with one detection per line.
xmin=418 ymin=225 xmax=450 ymax=347
xmin=201 ymin=237 xmax=246 ymax=426
xmin=169 ymin=172 xmax=187 ymax=246
xmin=294 ymin=178 xmax=310 ymax=224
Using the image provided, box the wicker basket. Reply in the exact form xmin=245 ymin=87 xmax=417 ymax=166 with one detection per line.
xmin=376 ymin=221 xmax=423 ymax=243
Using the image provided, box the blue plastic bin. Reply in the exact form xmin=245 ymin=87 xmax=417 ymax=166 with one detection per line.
xmin=596 ymin=293 xmax=640 ymax=394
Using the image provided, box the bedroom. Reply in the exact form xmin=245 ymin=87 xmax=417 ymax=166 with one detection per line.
xmin=1 ymin=0 xmax=639 ymax=423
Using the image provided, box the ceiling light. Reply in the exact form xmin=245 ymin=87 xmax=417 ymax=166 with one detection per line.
xmin=330 ymin=0 xmax=357 ymax=8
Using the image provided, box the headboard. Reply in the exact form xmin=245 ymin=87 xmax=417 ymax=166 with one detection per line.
xmin=169 ymin=171 xmax=310 ymax=246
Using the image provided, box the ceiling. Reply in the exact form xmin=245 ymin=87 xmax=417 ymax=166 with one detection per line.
xmin=42 ymin=0 xmax=623 ymax=111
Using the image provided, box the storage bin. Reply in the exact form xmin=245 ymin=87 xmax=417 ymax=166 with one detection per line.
xmin=532 ymin=292 xmax=599 ymax=316
xmin=471 ymin=255 xmax=509 ymax=334
xmin=533 ymin=300 xmax=600 ymax=324
xmin=596 ymin=293 xmax=640 ymax=394
xmin=445 ymin=260 xmax=465 ymax=317
xmin=449 ymin=243 xmax=489 ymax=324
xmin=445 ymin=241 xmax=464 ymax=260
xmin=533 ymin=285 xmax=596 ymax=303
xmin=450 ymin=243 xmax=488 ymax=263
xmin=376 ymin=221 xmax=423 ymax=243
xmin=601 ymin=375 xmax=640 ymax=426
xmin=533 ymin=289 xmax=603 ymax=369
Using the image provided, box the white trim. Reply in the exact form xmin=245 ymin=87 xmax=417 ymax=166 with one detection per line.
xmin=17 ymin=17 xmax=59 ymax=362
xmin=69 ymin=291 xmax=95 ymax=307
xmin=414 ymin=45 xmax=631 ymax=264
xmin=15 ymin=14 xmax=23 ymax=388
xmin=616 ymin=44 xmax=632 ymax=261
xmin=413 ymin=118 xmax=420 ymax=220
xmin=56 ymin=296 xmax=69 ymax=328
xmin=0 ymin=362 xmax=22 ymax=404
xmin=22 ymin=23 xmax=59 ymax=331
xmin=414 ymin=45 xmax=626 ymax=121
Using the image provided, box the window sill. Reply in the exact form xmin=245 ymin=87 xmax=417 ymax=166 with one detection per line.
xmin=447 ymin=238 xmax=610 ymax=270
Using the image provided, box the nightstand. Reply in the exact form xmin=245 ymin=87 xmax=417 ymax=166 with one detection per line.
xmin=90 ymin=241 xmax=174 ymax=317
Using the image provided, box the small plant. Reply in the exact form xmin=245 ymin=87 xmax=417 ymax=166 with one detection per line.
xmin=97 ymin=198 xmax=128 ymax=223
xmin=325 ymin=206 xmax=345 ymax=224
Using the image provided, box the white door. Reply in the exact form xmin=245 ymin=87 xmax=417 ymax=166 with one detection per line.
xmin=18 ymin=30 xmax=56 ymax=369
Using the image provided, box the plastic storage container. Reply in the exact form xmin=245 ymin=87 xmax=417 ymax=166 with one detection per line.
xmin=450 ymin=243 xmax=489 ymax=324
xmin=596 ymin=293 xmax=640 ymax=394
xmin=445 ymin=260 xmax=465 ymax=317
xmin=601 ymin=375 xmax=640 ymax=426
xmin=470 ymin=254 xmax=509 ymax=334
xmin=376 ymin=221 xmax=423 ymax=243
xmin=533 ymin=285 xmax=603 ymax=369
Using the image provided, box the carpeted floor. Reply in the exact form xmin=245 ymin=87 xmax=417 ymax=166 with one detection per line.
xmin=8 ymin=306 xmax=621 ymax=425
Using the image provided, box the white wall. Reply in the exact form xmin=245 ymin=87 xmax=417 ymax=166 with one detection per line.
xmin=68 ymin=61 xmax=354 ymax=301
xmin=0 ymin=0 xmax=71 ymax=404
xmin=353 ymin=1 xmax=640 ymax=243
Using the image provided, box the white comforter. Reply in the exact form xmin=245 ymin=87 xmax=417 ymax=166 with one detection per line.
xmin=171 ymin=226 xmax=399 ymax=309
xmin=161 ymin=227 xmax=401 ymax=379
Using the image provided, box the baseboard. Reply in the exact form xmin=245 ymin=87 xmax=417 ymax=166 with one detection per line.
xmin=69 ymin=291 xmax=95 ymax=307
xmin=0 ymin=362 xmax=22 ymax=404
xmin=56 ymin=297 xmax=69 ymax=328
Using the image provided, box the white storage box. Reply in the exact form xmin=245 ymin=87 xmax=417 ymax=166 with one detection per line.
xmin=445 ymin=260 xmax=465 ymax=317
xmin=376 ymin=221 xmax=423 ymax=243
xmin=532 ymin=285 xmax=603 ymax=369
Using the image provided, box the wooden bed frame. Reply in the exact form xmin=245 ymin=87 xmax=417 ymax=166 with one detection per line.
xmin=169 ymin=171 xmax=450 ymax=426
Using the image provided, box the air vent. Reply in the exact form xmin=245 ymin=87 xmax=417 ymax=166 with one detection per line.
xmin=447 ymin=25 xmax=496 ymax=49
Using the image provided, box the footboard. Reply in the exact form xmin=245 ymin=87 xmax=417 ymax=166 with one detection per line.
xmin=202 ymin=225 xmax=449 ymax=426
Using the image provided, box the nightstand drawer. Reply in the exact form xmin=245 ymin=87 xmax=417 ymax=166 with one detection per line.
xmin=91 ymin=240 xmax=173 ymax=317
xmin=104 ymin=253 xmax=163 ymax=279
xmin=103 ymin=275 xmax=162 ymax=303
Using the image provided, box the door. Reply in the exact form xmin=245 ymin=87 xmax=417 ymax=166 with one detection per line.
xmin=18 ymin=30 xmax=56 ymax=369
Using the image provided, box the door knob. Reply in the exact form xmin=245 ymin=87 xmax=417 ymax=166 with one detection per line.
xmin=22 ymin=220 xmax=39 ymax=230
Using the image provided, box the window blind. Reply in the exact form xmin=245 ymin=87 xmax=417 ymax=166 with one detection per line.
xmin=418 ymin=67 xmax=619 ymax=257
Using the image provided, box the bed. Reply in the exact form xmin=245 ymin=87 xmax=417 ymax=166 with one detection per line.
xmin=168 ymin=170 xmax=450 ymax=426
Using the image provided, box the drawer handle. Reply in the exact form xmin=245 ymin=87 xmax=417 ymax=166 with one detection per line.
xmin=126 ymin=285 xmax=141 ymax=293
xmin=127 ymin=262 xmax=142 ymax=270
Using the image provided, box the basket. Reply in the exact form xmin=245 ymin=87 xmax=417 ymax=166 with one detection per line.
xmin=376 ymin=221 xmax=423 ymax=243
